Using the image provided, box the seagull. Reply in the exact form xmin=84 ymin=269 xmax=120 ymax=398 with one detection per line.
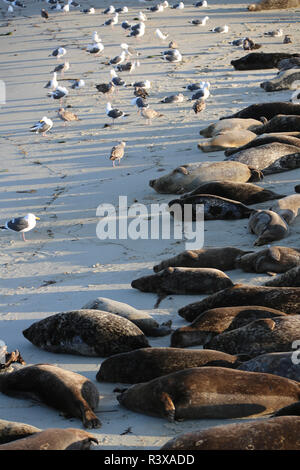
xmin=48 ymin=86 xmax=69 ymax=103
xmin=138 ymin=11 xmax=147 ymax=21
xmin=110 ymin=141 xmax=126 ymax=167
xmin=129 ymin=79 xmax=151 ymax=89
xmin=189 ymin=15 xmax=209 ymax=25
xmin=131 ymin=96 xmax=149 ymax=113
xmin=62 ymin=2 xmax=70 ymax=13
xmin=172 ymin=2 xmax=184 ymax=8
xmin=148 ymin=3 xmax=164 ymax=12
xmin=30 ymin=117 xmax=53 ymax=136
xmin=212 ymin=25 xmax=229 ymax=33
xmin=134 ymin=86 xmax=149 ymax=99
xmin=160 ymin=93 xmax=184 ymax=103
xmin=1 ymin=214 xmax=40 ymax=242
xmin=283 ymin=35 xmax=292 ymax=44
xmin=44 ymin=72 xmax=58 ymax=90
xmin=95 ymin=82 xmax=114 ymax=96
xmin=128 ymin=22 xmax=145 ymax=39
xmin=87 ymin=42 xmax=104 ymax=55
xmin=231 ymin=38 xmax=245 ymax=46
xmin=121 ymin=20 xmax=132 ymax=30
xmin=50 ymin=47 xmax=67 ymax=59
xmin=264 ymin=28 xmax=283 ymax=37
xmin=115 ymin=6 xmax=128 ymax=12
xmin=120 ymin=43 xmax=139 ymax=57
xmin=140 ymin=108 xmax=164 ymax=125
xmin=69 ymin=0 xmax=80 ymax=7
xmin=193 ymin=99 xmax=206 ymax=114
xmin=184 ymin=81 xmax=205 ymax=91
xmin=194 ymin=0 xmax=207 ymax=6
xmin=57 ymin=107 xmax=80 ymax=124
xmin=103 ymin=5 xmax=115 ymax=14
xmin=190 ymin=82 xmax=210 ymax=100
xmin=92 ymin=31 xmax=101 ymax=43
xmin=106 ymin=102 xmax=129 ymax=124
xmin=8 ymin=4 xmax=13 ymax=11
xmin=109 ymin=50 xmax=126 ymax=65
xmin=71 ymin=79 xmax=85 ymax=89
xmin=155 ymin=28 xmax=169 ymax=41
xmin=110 ymin=69 xmax=126 ymax=87
xmin=41 ymin=8 xmax=49 ymax=19
xmin=53 ymin=61 xmax=70 ymax=77
xmin=81 ymin=7 xmax=95 ymax=14
xmin=103 ymin=12 xmax=119 ymax=27
xmin=162 ymin=49 xmax=182 ymax=62
xmin=116 ymin=60 xmax=140 ymax=73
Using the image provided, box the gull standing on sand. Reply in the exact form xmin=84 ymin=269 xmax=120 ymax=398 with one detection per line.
xmin=121 ymin=20 xmax=132 ymax=30
xmin=194 ymin=0 xmax=208 ymax=6
xmin=120 ymin=43 xmax=139 ymax=58
xmin=162 ymin=49 xmax=182 ymax=62
xmin=109 ymin=50 xmax=126 ymax=65
xmin=134 ymin=86 xmax=149 ymax=99
xmin=106 ymin=103 xmax=129 ymax=124
xmin=81 ymin=7 xmax=95 ymax=14
xmin=30 ymin=117 xmax=53 ymax=136
xmin=41 ymin=8 xmax=49 ymax=19
xmin=190 ymin=81 xmax=210 ymax=100
xmin=103 ymin=5 xmax=115 ymax=14
xmin=110 ymin=69 xmax=126 ymax=87
xmin=71 ymin=79 xmax=85 ymax=89
xmin=115 ymin=6 xmax=129 ymax=13
xmin=189 ymin=16 xmax=209 ymax=26
xmin=155 ymin=28 xmax=169 ymax=41
xmin=50 ymin=47 xmax=67 ymax=59
xmin=53 ymin=61 xmax=70 ymax=77
xmin=104 ymin=12 xmax=119 ymax=28
xmin=184 ymin=81 xmax=205 ymax=91
xmin=92 ymin=31 xmax=101 ymax=43
xmin=58 ymin=107 xmax=80 ymax=124
xmin=140 ymin=108 xmax=164 ymax=125
xmin=172 ymin=2 xmax=184 ymax=9
xmin=1 ymin=214 xmax=40 ymax=242
xmin=148 ymin=3 xmax=164 ymax=12
xmin=131 ymin=97 xmax=149 ymax=113
xmin=139 ymin=11 xmax=147 ymax=21
xmin=48 ymin=86 xmax=68 ymax=104
xmin=44 ymin=72 xmax=58 ymax=90
xmin=128 ymin=22 xmax=145 ymax=39
xmin=116 ymin=60 xmax=140 ymax=73
xmin=110 ymin=141 xmax=126 ymax=166
xmin=62 ymin=2 xmax=70 ymax=13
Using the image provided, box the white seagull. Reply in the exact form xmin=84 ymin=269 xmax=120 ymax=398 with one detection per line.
xmin=109 ymin=50 xmax=126 ymax=65
xmin=106 ymin=102 xmax=129 ymax=124
xmin=50 ymin=47 xmax=67 ymax=59
xmin=162 ymin=48 xmax=182 ymax=62
xmin=1 ymin=214 xmax=40 ymax=242
xmin=155 ymin=28 xmax=169 ymax=40
xmin=212 ymin=25 xmax=229 ymax=33
xmin=30 ymin=116 xmax=53 ymax=136
xmin=190 ymin=16 xmax=209 ymax=25
xmin=87 ymin=42 xmax=104 ymax=55
xmin=44 ymin=72 xmax=58 ymax=90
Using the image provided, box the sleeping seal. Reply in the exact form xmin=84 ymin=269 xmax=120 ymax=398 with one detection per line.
xmin=231 ymin=52 xmax=300 ymax=71
xmin=238 ymin=352 xmax=300 ymax=382
xmin=117 ymin=366 xmax=300 ymax=420
xmin=261 ymin=69 xmax=300 ymax=92
xmin=0 ymin=419 xmax=41 ymax=444
xmin=0 ymin=364 xmax=101 ymax=429
xmin=270 ymin=194 xmax=300 ymax=224
xmin=200 ymin=118 xmax=262 ymax=137
xmin=264 ymin=266 xmax=300 ymax=287
xmin=225 ymin=134 xmax=300 ymax=157
xmin=197 ymin=130 xmax=256 ymax=152
xmin=248 ymin=209 xmax=289 ymax=245
xmin=235 ymin=246 xmax=300 ymax=274
xmin=178 ymin=284 xmax=300 ymax=322
xmin=221 ymin=102 xmax=300 ymax=121
xmin=248 ymin=0 xmax=300 ymax=11
xmin=161 ymin=416 xmax=300 ymax=450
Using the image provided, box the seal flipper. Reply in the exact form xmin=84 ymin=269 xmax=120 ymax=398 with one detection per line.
xmin=78 ymin=400 xmax=102 ymax=429
xmin=154 ymin=293 xmax=168 ymax=308
xmin=160 ymin=392 xmax=175 ymax=422
xmin=272 ymin=401 xmax=300 ymax=417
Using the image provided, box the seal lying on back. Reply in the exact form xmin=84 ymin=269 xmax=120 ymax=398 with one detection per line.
xmin=81 ymin=297 xmax=172 ymax=337
xmin=200 ymin=118 xmax=261 ymax=137
xmin=22 ymin=310 xmax=150 ymax=357
xmin=231 ymin=53 xmax=300 ymax=71
xmin=206 ymin=316 xmax=300 ymax=358
xmin=248 ymin=209 xmax=289 ymax=245
xmin=153 ymin=246 xmax=251 ymax=273
xmin=238 ymin=352 xmax=300 ymax=382
xmin=161 ymin=416 xmax=300 ymax=450
xmin=221 ymin=102 xmax=300 ymax=121
xmin=270 ymin=194 xmax=300 ymax=224
xmin=0 ymin=364 xmax=101 ymax=429
xmin=96 ymin=347 xmax=242 ymax=383
xmin=169 ymin=194 xmax=254 ymax=220
xmin=131 ymin=267 xmax=234 ymax=295
xmin=261 ymin=69 xmax=300 ymax=92
xmin=178 ymin=284 xmax=300 ymax=322
xmin=149 ymin=161 xmax=262 ymax=194
xmin=0 ymin=428 xmax=98 ymax=451
xmin=0 ymin=419 xmax=40 ymax=444
xmin=171 ymin=305 xmax=286 ymax=347
xmin=181 ymin=181 xmax=285 ymax=205
xmin=235 ymin=246 xmax=300 ymax=274
xmin=117 ymin=366 xmax=300 ymax=420
xmin=264 ymin=266 xmax=300 ymax=287
xmin=248 ymin=0 xmax=300 ymax=11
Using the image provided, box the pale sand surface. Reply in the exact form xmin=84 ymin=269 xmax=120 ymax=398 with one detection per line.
xmin=0 ymin=0 xmax=300 ymax=450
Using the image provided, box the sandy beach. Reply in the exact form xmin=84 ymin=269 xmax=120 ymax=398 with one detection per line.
xmin=0 ymin=0 xmax=300 ymax=451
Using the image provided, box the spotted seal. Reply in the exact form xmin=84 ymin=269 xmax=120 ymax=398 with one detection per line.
xmin=225 ymin=134 xmax=300 ymax=157
xmin=237 ymin=352 xmax=300 ymax=382
xmin=0 ymin=419 xmax=41 ymax=444
xmin=248 ymin=209 xmax=289 ymax=245
xmin=261 ymin=69 xmax=300 ymax=92
xmin=235 ymin=246 xmax=300 ymax=274
xmin=264 ymin=266 xmax=300 ymax=287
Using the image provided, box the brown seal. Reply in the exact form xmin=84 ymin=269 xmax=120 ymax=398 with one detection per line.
xmin=0 ymin=428 xmax=98 ymax=450
xmin=248 ymin=209 xmax=289 ymax=245
xmin=117 ymin=366 xmax=300 ymax=420
xmin=252 ymin=115 xmax=300 ymax=135
xmin=161 ymin=416 xmax=300 ymax=450
xmin=200 ymin=118 xmax=261 ymax=137
xmin=264 ymin=266 xmax=300 ymax=287
xmin=248 ymin=0 xmax=300 ymax=11
xmin=231 ymin=53 xmax=300 ymax=71
xmin=221 ymin=102 xmax=300 ymax=121
xmin=178 ymin=284 xmax=300 ymax=322
xmin=153 ymin=246 xmax=252 ymax=273
xmin=237 ymin=352 xmax=300 ymax=382
xmin=96 ymin=347 xmax=242 ymax=383
xmin=181 ymin=180 xmax=286 ymax=205
xmin=171 ymin=305 xmax=287 ymax=347
xmin=270 ymin=194 xmax=300 ymax=224
xmin=0 ymin=364 xmax=101 ymax=429
xmin=206 ymin=315 xmax=300 ymax=358
xmin=131 ymin=267 xmax=234 ymax=295
xmin=0 ymin=419 xmax=40 ymax=444
xmin=235 ymin=246 xmax=300 ymax=274
xmin=197 ymin=130 xmax=256 ymax=152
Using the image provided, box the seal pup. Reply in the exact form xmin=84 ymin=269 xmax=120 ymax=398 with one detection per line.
xmin=248 ymin=0 xmax=300 ymax=11
xmin=149 ymin=161 xmax=262 ymax=195
xmin=161 ymin=416 xmax=300 ymax=450
xmin=238 ymin=352 xmax=300 ymax=382
xmin=231 ymin=52 xmax=300 ymax=70
xmin=178 ymin=284 xmax=300 ymax=322
xmin=97 ymin=348 xmax=242 ymax=383
xmin=169 ymin=194 xmax=254 ymax=221
xmin=0 ymin=428 xmax=98 ymax=450
xmin=171 ymin=305 xmax=287 ymax=347
xmin=0 ymin=419 xmax=40 ymax=444
xmin=264 ymin=266 xmax=300 ymax=287
xmin=81 ymin=297 xmax=172 ymax=337
xmin=221 ymin=102 xmax=300 ymax=121
xmin=182 ymin=181 xmax=286 ymax=205
xmin=248 ymin=209 xmax=289 ymax=245
xmin=235 ymin=246 xmax=300 ymax=274
xmin=0 ymin=364 xmax=101 ymax=429
xmin=270 ymin=194 xmax=300 ymax=224
xmin=200 ymin=118 xmax=261 ymax=137
xmin=206 ymin=315 xmax=300 ymax=357
xmin=22 ymin=310 xmax=150 ymax=356
xmin=153 ymin=247 xmax=252 ymax=273
xmin=197 ymin=130 xmax=257 ymax=152
xmin=131 ymin=267 xmax=234 ymax=295
xmin=117 ymin=367 xmax=300 ymax=420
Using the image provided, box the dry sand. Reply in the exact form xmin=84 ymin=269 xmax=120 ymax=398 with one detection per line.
xmin=0 ymin=0 xmax=300 ymax=450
